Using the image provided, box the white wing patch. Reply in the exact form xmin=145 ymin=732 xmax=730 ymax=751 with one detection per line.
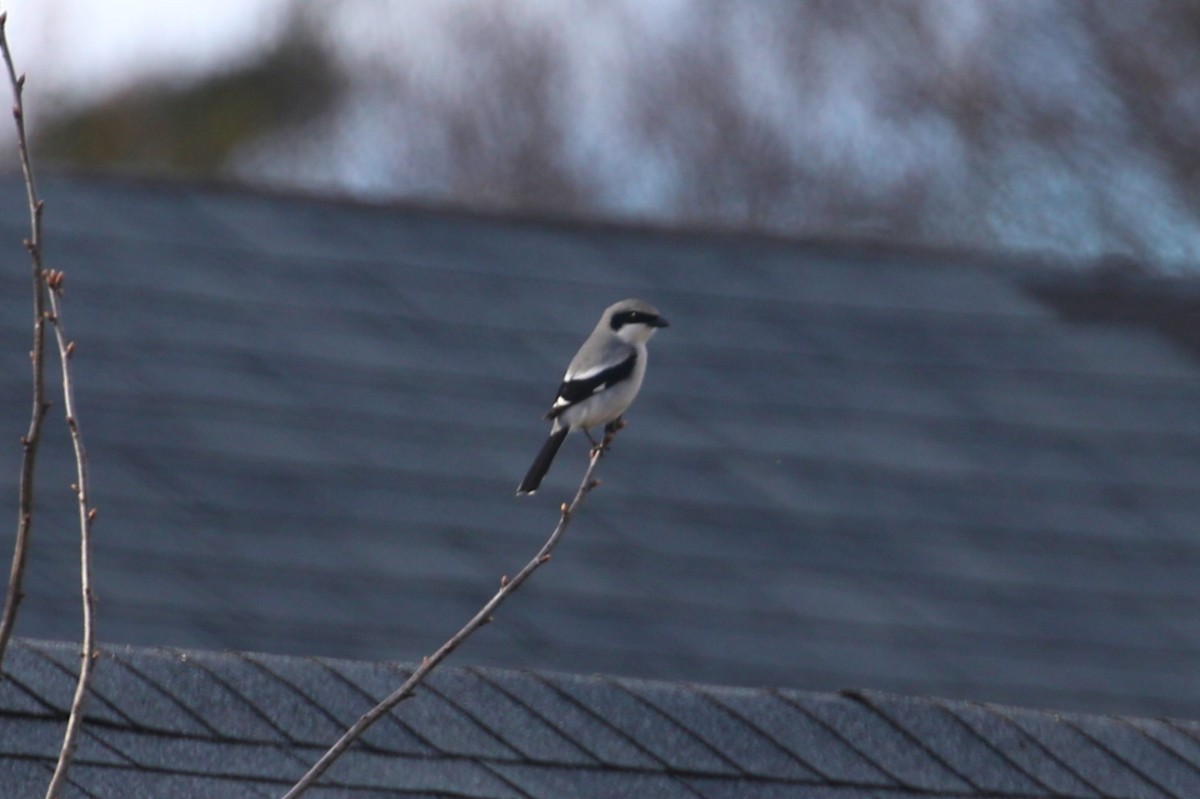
xmin=547 ymin=350 xmax=638 ymax=420
xmin=564 ymin=361 xmax=614 ymax=382
xmin=553 ymin=377 xmax=610 ymax=409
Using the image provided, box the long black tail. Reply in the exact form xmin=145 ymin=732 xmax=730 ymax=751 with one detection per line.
xmin=517 ymin=428 xmax=569 ymax=496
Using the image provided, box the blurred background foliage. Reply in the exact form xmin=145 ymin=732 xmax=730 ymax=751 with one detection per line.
xmin=33 ymin=11 xmax=339 ymax=175
xmin=16 ymin=0 xmax=1200 ymax=268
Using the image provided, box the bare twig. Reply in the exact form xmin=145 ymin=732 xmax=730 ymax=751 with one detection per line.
xmin=41 ymin=270 xmax=97 ymax=799
xmin=279 ymin=429 xmax=618 ymax=799
xmin=0 ymin=9 xmax=49 ymax=668
xmin=0 ymin=13 xmax=98 ymax=797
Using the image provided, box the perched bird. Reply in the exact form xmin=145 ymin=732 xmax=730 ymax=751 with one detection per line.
xmin=517 ymin=298 xmax=668 ymax=496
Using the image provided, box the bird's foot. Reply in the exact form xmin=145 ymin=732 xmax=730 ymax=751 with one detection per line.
xmin=599 ymin=417 xmax=625 ymax=449
xmin=585 ymin=418 xmax=625 ymax=455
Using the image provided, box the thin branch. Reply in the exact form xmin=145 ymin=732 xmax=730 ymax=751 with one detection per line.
xmin=279 ymin=428 xmax=619 ymax=799
xmin=0 ymin=9 xmax=49 ymax=668
xmin=41 ymin=269 xmax=98 ymax=799
xmin=0 ymin=13 xmax=99 ymax=797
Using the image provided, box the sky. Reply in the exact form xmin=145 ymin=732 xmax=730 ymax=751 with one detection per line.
xmin=3 ymin=0 xmax=289 ymax=102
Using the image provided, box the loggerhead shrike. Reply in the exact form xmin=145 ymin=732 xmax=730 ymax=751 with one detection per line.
xmin=517 ymin=298 xmax=669 ymax=496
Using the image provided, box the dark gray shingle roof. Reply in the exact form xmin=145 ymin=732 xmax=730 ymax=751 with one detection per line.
xmin=8 ymin=638 xmax=1200 ymax=798
xmin=0 ymin=173 xmax=1199 ymax=722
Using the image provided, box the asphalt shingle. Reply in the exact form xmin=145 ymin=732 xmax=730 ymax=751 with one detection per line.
xmin=315 ymin=658 xmax=511 ymax=760
xmin=785 ymin=691 xmax=972 ymax=793
xmin=699 ymin=687 xmax=892 ymax=786
xmin=851 ymin=690 xmax=1048 ymax=795
xmin=4 ymin=174 xmax=1200 ymax=797
xmin=999 ymin=707 xmax=1173 ymax=799
xmin=8 ymin=641 xmax=1197 ymax=798
xmin=939 ymin=701 xmax=1102 ymax=798
xmin=469 ymin=670 xmax=661 ymax=770
xmin=533 ymin=671 xmax=737 ymax=775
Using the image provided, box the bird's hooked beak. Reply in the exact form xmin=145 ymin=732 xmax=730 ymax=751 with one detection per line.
xmin=652 ymin=316 xmax=669 ymax=328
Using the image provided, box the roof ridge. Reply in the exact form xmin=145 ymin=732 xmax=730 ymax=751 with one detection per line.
xmin=32 ymin=167 xmax=1060 ymax=272
xmin=11 ymin=638 xmax=1200 ymax=798
xmin=23 ymin=637 xmax=1200 ymax=728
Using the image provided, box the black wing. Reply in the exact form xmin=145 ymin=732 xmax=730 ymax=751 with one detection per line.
xmin=545 ymin=351 xmax=637 ymax=419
